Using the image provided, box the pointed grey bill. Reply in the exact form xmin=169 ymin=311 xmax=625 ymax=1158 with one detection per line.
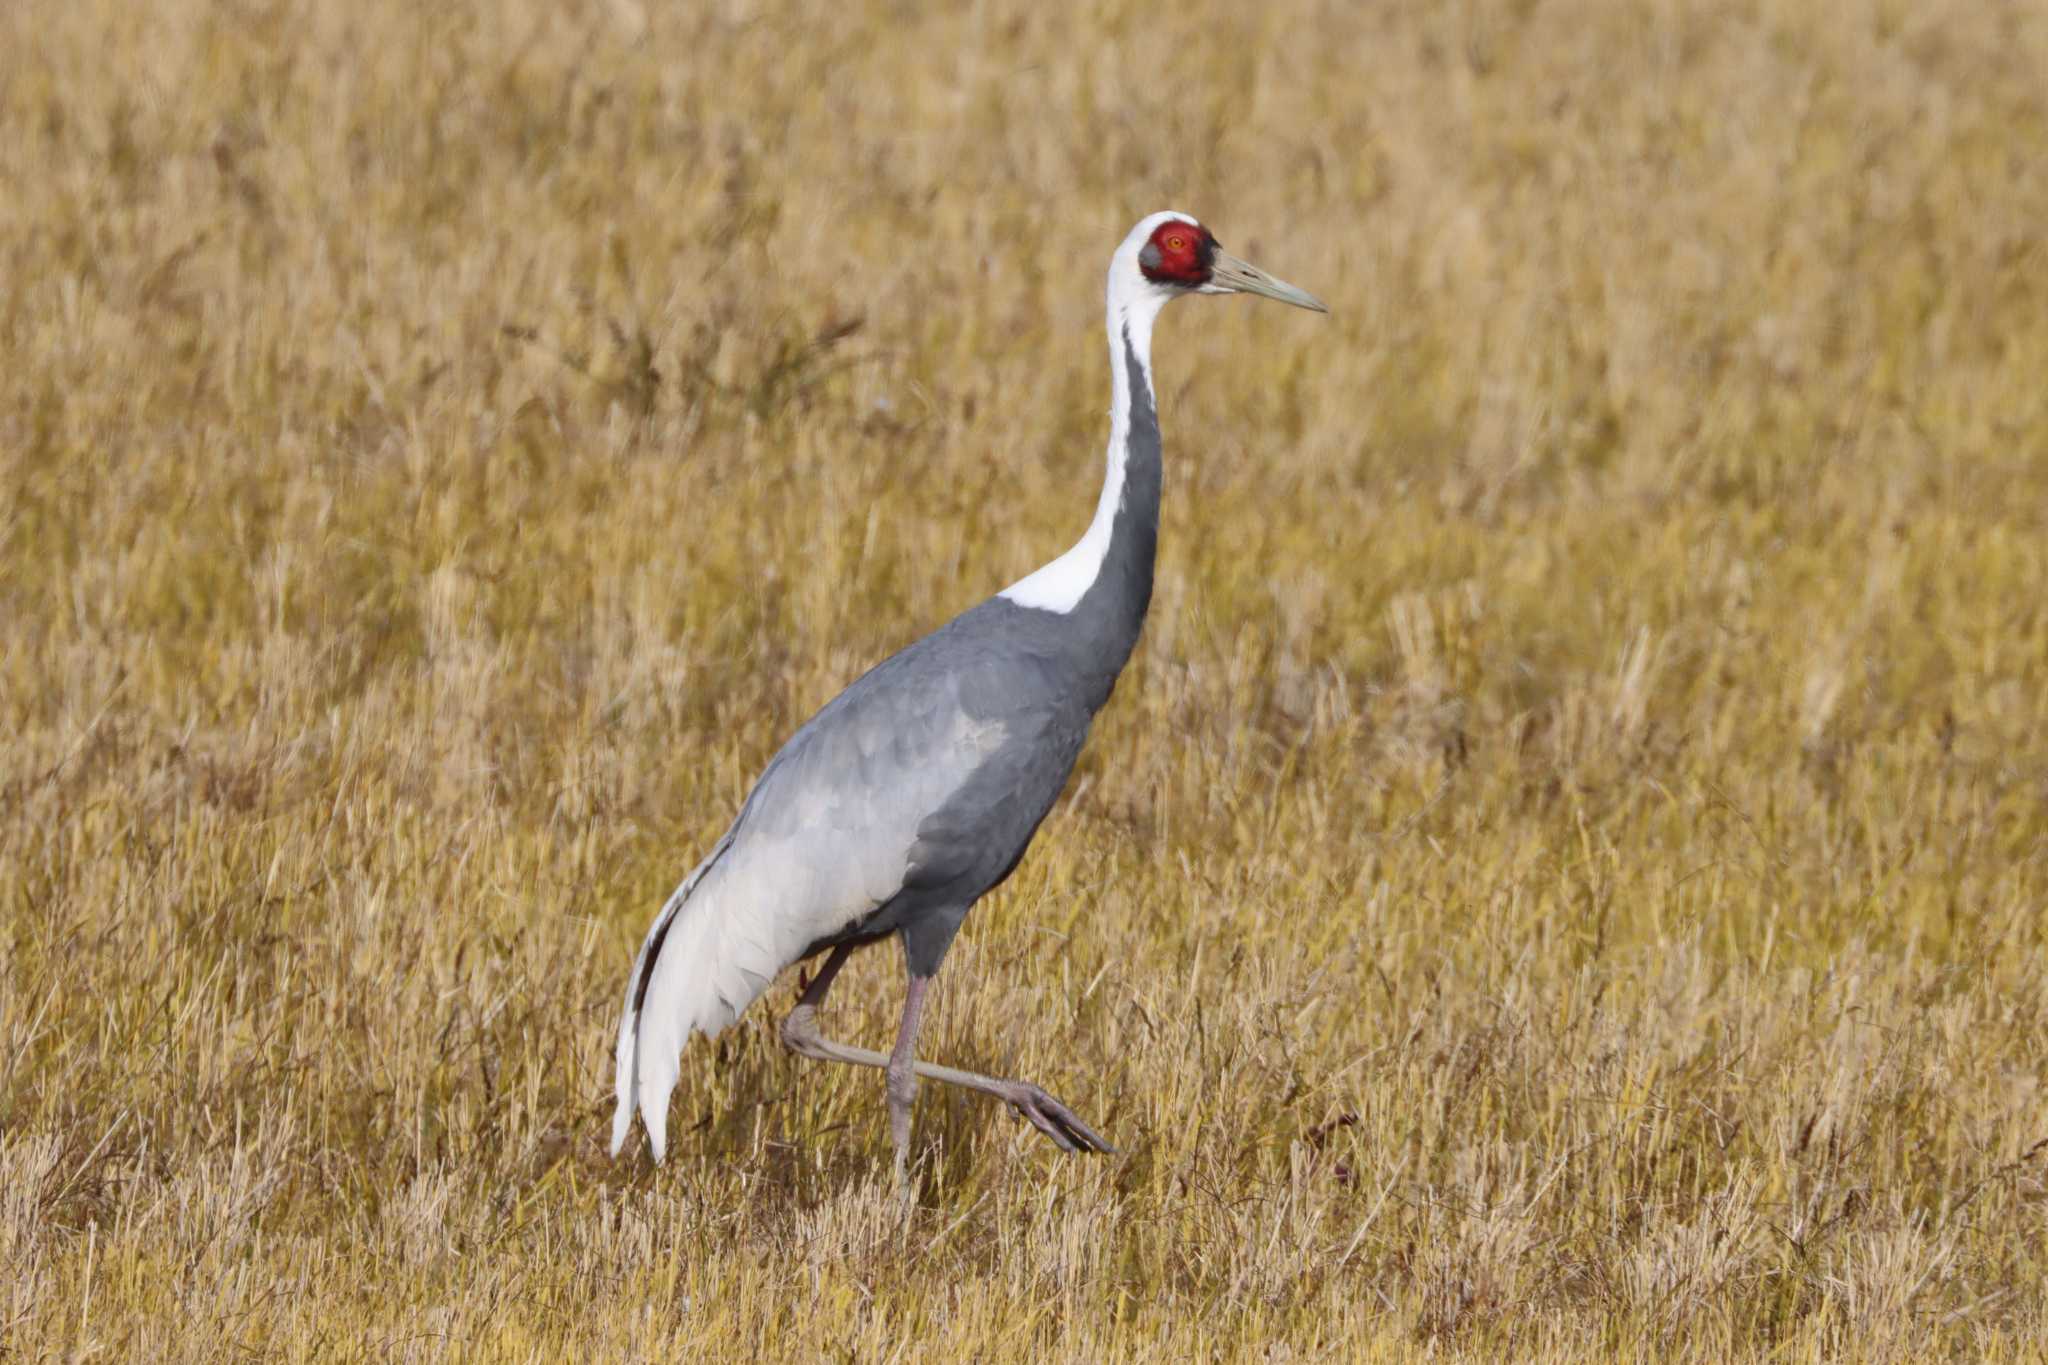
xmin=1206 ymin=250 xmax=1329 ymax=313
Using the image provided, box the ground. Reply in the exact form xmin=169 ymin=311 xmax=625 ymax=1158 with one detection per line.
xmin=3 ymin=0 xmax=2047 ymax=1359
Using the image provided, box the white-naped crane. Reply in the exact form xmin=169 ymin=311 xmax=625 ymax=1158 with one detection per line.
xmin=613 ymin=213 xmax=1326 ymax=1178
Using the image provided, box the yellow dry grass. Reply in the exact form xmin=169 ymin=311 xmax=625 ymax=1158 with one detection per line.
xmin=4 ymin=0 xmax=2047 ymax=1358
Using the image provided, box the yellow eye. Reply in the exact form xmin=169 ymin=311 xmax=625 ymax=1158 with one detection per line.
xmin=1166 ymin=235 xmax=1187 ymax=251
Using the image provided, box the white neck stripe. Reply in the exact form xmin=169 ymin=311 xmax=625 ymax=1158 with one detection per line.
xmin=999 ymin=229 xmax=1175 ymax=614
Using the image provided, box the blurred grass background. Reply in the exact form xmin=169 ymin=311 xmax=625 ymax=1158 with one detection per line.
xmin=3 ymin=0 xmax=2046 ymax=1358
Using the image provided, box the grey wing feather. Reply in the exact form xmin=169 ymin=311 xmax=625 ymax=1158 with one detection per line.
xmin=729 ymin=645 xmax=1021 ymax=934
xmin=615 ymin=624 xmax=1065 ymax=1160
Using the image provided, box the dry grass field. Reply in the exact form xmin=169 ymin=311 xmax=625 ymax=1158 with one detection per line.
xmin=5 ymin=0 xmax=2048 ymax=1358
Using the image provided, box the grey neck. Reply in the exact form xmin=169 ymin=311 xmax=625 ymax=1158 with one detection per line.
xmin=1059 ymin=328 xmax=1162 ymax=704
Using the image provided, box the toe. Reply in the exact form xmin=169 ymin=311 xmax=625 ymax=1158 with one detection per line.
xmin=1051 ymin=1107 xmax=1115 ymax=1154
xmin=1013 ymin=1085 xmax=1113 ymax=1155
xmin=1018 ymin=1102 xmax=1081 ymax=1152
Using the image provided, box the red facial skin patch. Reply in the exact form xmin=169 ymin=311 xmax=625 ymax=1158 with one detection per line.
xmin=1138 ymin=221 xmax=1217 ymax=287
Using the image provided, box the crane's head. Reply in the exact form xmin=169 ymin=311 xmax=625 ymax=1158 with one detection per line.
xmin=1117 ymin=211 xmax=1328 ymax=314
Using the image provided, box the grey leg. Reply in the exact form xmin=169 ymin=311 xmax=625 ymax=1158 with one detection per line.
xmin=777 ymin=952 xmax=1115 ymax=1157
xmin=886 ymin=974 xmax=931 ymax=1184
xmin=788 ymin=943 xmax=855 ymax=1016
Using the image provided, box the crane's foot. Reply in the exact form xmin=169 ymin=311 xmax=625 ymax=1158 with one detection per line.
xmin=993 ymin=1079 xmax=1116 ymax=1154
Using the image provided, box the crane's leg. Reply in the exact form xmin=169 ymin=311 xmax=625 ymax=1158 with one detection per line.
xmin=779 ymin=950 xmax=1114 ymax=1158
xmin=884 ymin=974 xmax=931 ymax=1186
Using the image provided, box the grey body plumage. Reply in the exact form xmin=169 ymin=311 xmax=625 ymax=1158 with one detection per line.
xmin=763 ymin=334 xmax=1160 ymax=976
xmin=611 ymin=215 xmax=1324 ymax=1173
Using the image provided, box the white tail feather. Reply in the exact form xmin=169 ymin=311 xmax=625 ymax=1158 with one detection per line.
xmin=610 ymin=846 xmax=794 ymax=1163
xmin=609 ymin=1009 xmax=641 ymax=1157
xmin=610 ymin=888 xmax=682 ymax=1158
xmin=609 ymin=894 xmax=675 ymax=1158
